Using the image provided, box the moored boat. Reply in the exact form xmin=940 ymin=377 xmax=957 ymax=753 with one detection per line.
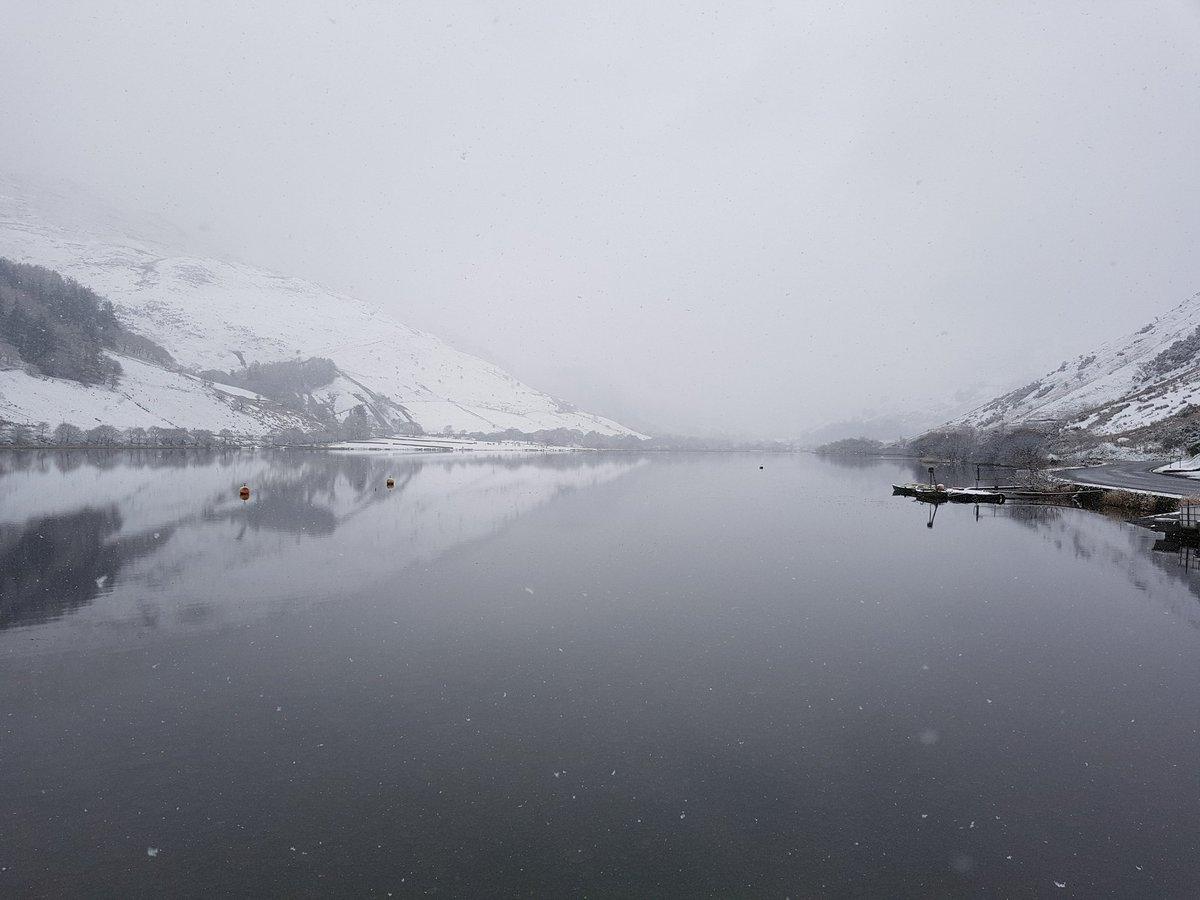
xmin=912 ymin=487 xmax=950 ymax=503
xmin=946 ymin=487 xmax=1005 ymax=504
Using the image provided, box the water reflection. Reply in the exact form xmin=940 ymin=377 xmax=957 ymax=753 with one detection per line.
xmin=1153 ymin=537 xmax=1200 ymax=573
xmin=845 ymin=456 xmax=1200 ymax=618
xmin=894 ymin=484 xmax=1200 ymax=629
xmin=6 ymin=452 xmax=1200 ymax=895
xmin=0 ymin=450 xmax=643 ymax=632
xmin=0 ymin=506 xmax=171 ymax=629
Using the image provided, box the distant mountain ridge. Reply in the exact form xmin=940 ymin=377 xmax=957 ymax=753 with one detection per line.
xmin=799 ymin=380 xmax=1012 ymax=445
xmin=952 ymin=290 xmax=1200 ymax=437
xmin=0 ymin=179 xmax=643 ymax=438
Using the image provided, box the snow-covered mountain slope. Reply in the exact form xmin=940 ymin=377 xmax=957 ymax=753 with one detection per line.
xmin=953 ymin=291 xmax=1200 ymax=436
xmin=0 ymin=180 xmax=642 ymax=437
xmin=0 ymin=354 xmax=308 ymax=433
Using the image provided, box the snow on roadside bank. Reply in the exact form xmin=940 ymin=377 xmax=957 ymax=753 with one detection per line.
xmin=1155 ymin=455 xmax=1200 ymax=477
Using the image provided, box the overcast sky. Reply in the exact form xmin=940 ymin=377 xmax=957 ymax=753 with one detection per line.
xmin=3 ymin=1 xmax=1200 ymax=437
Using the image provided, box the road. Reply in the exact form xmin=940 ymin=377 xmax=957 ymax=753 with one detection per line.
xmin=1054 ymin=460 xmax=1194 ymax=497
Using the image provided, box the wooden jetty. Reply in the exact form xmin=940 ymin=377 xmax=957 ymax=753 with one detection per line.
xmin=1133 ymin=512 xmax=1188 ymax=535
xmin=1132 ymin=496 xmax=1200 ymax=542
xmin=993 ymin=485 xmax=1104 ymax=503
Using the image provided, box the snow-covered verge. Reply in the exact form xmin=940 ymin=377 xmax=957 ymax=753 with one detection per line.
xmin=1155 ymin=455 xmax=1200 ymax=475
xmin=0 ymin=178 xmax=644 ymax=439
xmin=1142 ymin=465 xmax=1200 ymax=487
xmin=1157 ymin=471 xmax=1200 ymax=482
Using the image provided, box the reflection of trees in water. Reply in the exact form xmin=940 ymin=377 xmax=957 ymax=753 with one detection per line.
xmin=906 ymin=499 xmax=1067 ymax=531
xmin=813 ymin=454 xmax=890 ymax=471
xmin=0 ymin=447 xmax=638 ymax=481
xmin=1138 ymin=538 xmax=1200 ymax=623
xmin=407 ymin=451 xmax=645 ymax=473
xmin=1152 ymin=538 xmax=1200 ymax=576
xmin=962 ymin=501 xmax=1200 ymax=626
xmin=814 ymin=455 xmax=971 ymax=475
xmin=0 ymin=448 xmax=234 ymax=477
xmin=987 ymin=504 xmax=1064 ymax=525
xmin=0 ymin=506 xmax=170 ymax=630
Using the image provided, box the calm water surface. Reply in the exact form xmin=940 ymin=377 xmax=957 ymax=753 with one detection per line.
xmin=2 ymin=450 xmax=1200 ymax=896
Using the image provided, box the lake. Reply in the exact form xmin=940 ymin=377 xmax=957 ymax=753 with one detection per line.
xmin=2 ymin=450 xmax=1199 ymax=896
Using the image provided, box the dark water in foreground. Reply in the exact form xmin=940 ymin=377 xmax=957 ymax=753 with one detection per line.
xmin=2 ymin=450 xmax=1200 ymax=896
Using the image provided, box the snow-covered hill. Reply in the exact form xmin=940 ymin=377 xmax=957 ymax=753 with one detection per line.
xmin=0 ymin=354 xmax=309 ymax=433
xmin=0 ymin=180 xmax=642 ymax=438
xmin=954 ymin=291 xmax=1200 ymax=436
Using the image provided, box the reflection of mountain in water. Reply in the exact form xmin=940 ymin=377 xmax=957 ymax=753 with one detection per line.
xmin=0 ymin=450 xmax=643 ymax=635
xmin=810 ymin=454 xmax=886 ymax=470
xmin=968 ymin=502 xmax=1200 ymax=629
xmin=0 ymin=506 xmax=170 ymax=629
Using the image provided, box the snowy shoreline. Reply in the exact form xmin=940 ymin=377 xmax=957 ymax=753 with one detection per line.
xmin=324 ymin=436 xmax=583 ymax=454
xmin=0 ymin=436 xmax=583 ymax=454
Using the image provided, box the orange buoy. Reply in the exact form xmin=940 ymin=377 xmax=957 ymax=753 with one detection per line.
xmin=386 ymin=477 xmax=395 ymax=489
xmin=239 ymin=483 xmax=251 ymax=500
